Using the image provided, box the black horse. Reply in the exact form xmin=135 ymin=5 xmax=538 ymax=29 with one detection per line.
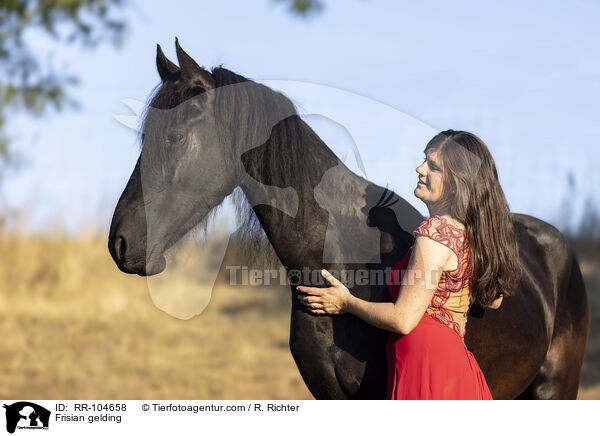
xmin=108 ymin=39 xmax=590 ymax=399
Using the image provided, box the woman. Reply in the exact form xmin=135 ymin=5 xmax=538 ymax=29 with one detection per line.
xmin=297 ymin=129 xmax=521 ymax=400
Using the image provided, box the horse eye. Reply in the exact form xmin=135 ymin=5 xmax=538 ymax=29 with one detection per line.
xmin=167 ymin=133 xmax=184 ymax=144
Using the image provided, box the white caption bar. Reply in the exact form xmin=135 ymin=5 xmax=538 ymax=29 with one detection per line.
xmin=0 ymin=400 xmax=596 ymax=435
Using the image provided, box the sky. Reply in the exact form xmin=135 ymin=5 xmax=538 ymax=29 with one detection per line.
xmin=3 ymin=0 xmax=600 ymax=234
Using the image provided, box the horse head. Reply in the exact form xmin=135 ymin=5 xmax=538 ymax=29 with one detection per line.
xmin=109 ymin=38 xmax=300 ymax=276
xmin=108 ymin=39 xmax=240 ymax=275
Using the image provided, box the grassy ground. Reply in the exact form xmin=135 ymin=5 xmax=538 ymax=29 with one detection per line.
xmin=0 ymin=231 xmax=597 ymax=399
xmin=0 ymin=232 xmax=312 ymax=399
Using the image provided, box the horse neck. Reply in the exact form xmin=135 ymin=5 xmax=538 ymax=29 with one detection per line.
xmin=238 ymin=117 xmax=375 ymax=271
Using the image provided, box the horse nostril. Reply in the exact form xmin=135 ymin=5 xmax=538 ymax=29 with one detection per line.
xmin=115 ymin=235 xmax=128 ymax=262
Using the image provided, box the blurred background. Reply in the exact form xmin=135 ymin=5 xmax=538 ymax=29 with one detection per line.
xmin=0 ymin=0 xmax=598 ymax=399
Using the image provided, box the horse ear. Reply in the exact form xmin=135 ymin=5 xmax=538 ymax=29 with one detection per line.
xmin=156 ymin=44 xmax=179 ymax=82
xmin=175 ymin=37 xmax=215 ymax=90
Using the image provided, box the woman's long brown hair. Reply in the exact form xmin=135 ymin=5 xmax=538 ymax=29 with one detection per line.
xmin=425 ymin=129 xmax=521 ymax=307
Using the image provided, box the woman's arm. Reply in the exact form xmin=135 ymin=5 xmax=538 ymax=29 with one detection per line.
xmin=297 ymin=235 xmax=452 ymax=335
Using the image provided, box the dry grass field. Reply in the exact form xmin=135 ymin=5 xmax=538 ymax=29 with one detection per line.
xmin=0 ymin=231 xmax=312 ymax=399
xmin=0 ymin=230 xmax=597 ymax=399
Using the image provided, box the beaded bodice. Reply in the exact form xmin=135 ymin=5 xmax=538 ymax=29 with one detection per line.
xmin=412 ymin=215 xmax=472 ymax=340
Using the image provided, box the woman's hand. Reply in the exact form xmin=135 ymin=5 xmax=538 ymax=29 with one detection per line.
xmin=296 ymin=269 xmax=351 ymax=315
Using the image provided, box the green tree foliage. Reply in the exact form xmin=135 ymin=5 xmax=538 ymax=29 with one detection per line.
xmin=0 ymin=0 xmax=128 ymax=180
xmin=275 ymin=0 xmax=324 ymax=18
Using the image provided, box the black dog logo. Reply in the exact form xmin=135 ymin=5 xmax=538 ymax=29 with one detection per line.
xmin=3 ymin=402 xmax=50 ymax=434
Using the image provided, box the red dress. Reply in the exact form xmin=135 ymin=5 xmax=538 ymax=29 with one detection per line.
xmin=386 ymin=216 xmax=493 ymax=400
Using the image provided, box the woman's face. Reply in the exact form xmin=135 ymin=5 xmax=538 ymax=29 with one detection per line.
xmin=414 ymin=149 xmax=448 ymax=206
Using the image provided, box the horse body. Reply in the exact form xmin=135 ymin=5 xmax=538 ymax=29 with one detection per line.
xmin=108 ymin=41 xmax=589 ymax=399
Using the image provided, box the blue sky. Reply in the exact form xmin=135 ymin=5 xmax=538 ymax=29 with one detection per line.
xmin=3 ymin=0 xmax=600 ymax=234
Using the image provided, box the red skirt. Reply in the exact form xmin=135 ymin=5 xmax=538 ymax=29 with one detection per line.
xmin=386 ymin=312 xmax=493 ymax=400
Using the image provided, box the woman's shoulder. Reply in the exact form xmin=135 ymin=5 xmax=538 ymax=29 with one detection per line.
xmin=413 ymin=216 xmax=450 ymax=246
xmin=415 ymin=215 xmax=440 ymax=232
xmin=413 ymin=215 xmax=467 ymax=253
xmin=415 ymin=215 xmax=465 ymax=234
